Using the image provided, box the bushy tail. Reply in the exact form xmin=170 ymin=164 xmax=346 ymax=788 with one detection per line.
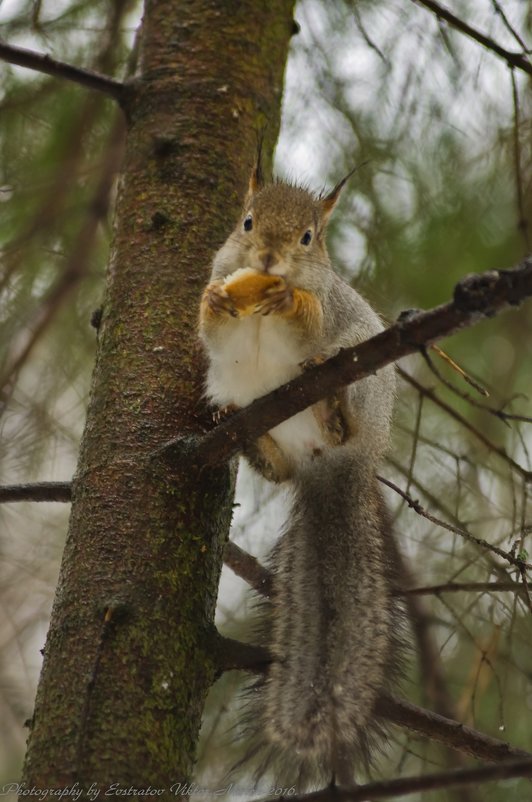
xmin=247 ymin=454 xmax=403 ymax=789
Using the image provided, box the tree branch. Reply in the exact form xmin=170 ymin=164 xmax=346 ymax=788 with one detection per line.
xmin=510 ymin=68 xmax=530 ymax=251
xmin=216 ymin=632 xmax=532 ymax=768
xmin=2 ymin=477 xmax=529 ymax=579
xmin=401 ymin=581 xmax=524 ymax=596
xmin=0 ymin=113 xmax=125 ymax=392
xmin=8 ymin=263 xmax=531 ymax=503
xmin=378 ymin=474 xmax=532 ymax=570
xmin=7 ymin=480 xmax=520 ymax=589
xmin=274 ymin=758 xmax=532 ymax=802
xmin=421 ymin=346 xmax=532 ymax=424
xmin=398 ymin=367 xmax=531 ymax=480
xmin=218 ymin=545 xmax=531 ymax=768
xmin=6 ymin=485 xmax=529 ymax=770
xmin=0 ymin=481 xmax=72 ymax=503
xmin=158 ymin=260 xmax=532 ymax=470
xmin=0 ymin=40 xmax=126 ymax=103
xmin=215 ymin=635 xmax=270 ymax=674
xmin=223 ymin=540 xmax=272 ymax=596
xmin=376 ymin=694 xmax=532 ymax=764
xmin=411 ymin=0 xmax=532 ymax=76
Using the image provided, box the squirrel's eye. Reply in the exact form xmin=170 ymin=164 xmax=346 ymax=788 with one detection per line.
xmin=301 ymin=230 xmax=312 ymax=246
xmin=243 ymin=214 xmax=253 ymax=232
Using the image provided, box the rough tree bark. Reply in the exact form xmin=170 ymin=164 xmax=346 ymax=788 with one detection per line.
xmin=21 ymin=0 xmax=295 ymax=792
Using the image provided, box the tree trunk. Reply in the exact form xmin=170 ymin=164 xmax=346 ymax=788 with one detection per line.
xmin=21 ymin=0 xmax=295 ymax=792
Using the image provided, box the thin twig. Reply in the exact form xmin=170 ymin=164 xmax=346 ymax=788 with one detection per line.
xmin=352 ymin=4 xmax=389 ymax=65
xmin=421 ymin=347 xmax=532 ymax=425
xmin=390 ymin=537 xmax=460 ymax=721
xmin=432 ymin=344 xmax=489 ymax=397
xmin=490 ymin=0 xmax=532 ymax=55
xmin=398 ymin=367 xmax=531 ymax=480
xmin=510 ymin=69 xmax=531 ymax=252
xmin=387 ymin=453 xmax=474 ymax=531
xmin=378 ymin=474 xmax=532 ymax=570
xmin=411 ymin=0 xmax=532 ymax=76
xmin=0 ymin=114 xmax=125 ymax=392
xmin=31 ymin=0 xmax=44 ymax=31
xmin=3 ymin=470 xmax=528 ymax=580
xmin=437 ymin=595 xmax=505 ymax=728
xmin=406 ymin=392 xmax=423 ymax=494
xmin=0 ymin=40 xmax=126 ymax=103
xmin=518 ymin=569 xmax=532 ymax=614
xmin=516 ymin=478 xmax=532 ymax=613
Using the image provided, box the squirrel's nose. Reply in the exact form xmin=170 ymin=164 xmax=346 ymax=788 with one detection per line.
xmin=259 ymin=250 xmax=278 ymax=272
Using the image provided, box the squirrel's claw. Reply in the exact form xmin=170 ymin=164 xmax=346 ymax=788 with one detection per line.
xmin=212 ymin=403 xmax=238 ymax=424
xmin=255 ymin=283 xmax=293 ymax=316
xmin=203 ymin=284 xmax=238 ymax=317
xmin=299 ymin=354 xmax=327 ymax=371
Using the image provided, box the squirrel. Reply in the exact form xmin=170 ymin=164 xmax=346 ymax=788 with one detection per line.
xmin=198 ymin=160 xmax=404 ymax=789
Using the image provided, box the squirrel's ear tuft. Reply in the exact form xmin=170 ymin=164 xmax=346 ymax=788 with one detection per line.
xmin=319 ymin=162 xmax=367 ymax=223
xmin=247 ymin=161 xmax=264 ymax=197
xmin=245 ymin=140 xmax=265 ymax=204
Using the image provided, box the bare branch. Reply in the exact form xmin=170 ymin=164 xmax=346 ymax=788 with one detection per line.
xmin=491 ymin=0 xmax=532 ymax=54
xmin=225 ymin=541 xmax=526 ymax=602
xmin=0 ymin=40 xmax=126 ymax=103
xmin=351 ymin=4 xmax=389 ymax=66
xmin=411 ymin=0 xmax=532 ymax=76
xmin=0 ymin=482 xmax=72 ymax=503
xmin=389 ymin=535 xmax=462 ymax=726
xmin=213 ymin=632 xmax=532 ymax=767
xmin=158 ymin=260 xmax=532 ymax=470
xmin=217 ymin=634 xmax=532 ymax=769
xmin=0 ymin=114 xmax=125 ymax=392
xmin=398 ymin=367 xmax=531 ymax=480
xmin=378 ymin=474 xmax=532 ymax=570
xmin=510 ymin=69 xmax=531 ymax=252
xmin=421 ymin=347 xmax=532 ymax=424
xmin=224 ymin=540 xmax=272 ymax=596
xmin=402 ymin=581 xmax=524 ymax=596
xmin=378 ymin=694 xmax=532 ymax=764
xmin=262 ymin=758 xmax=532 ymax=801
xmin=13 ymin=475 xmax=528 ymax=774
xmin=432 ymin=344 xmax=489 ymax=397
xmin=243 ymin=743 xmax=532 ymax=801
xmin=215 ymin=635 xmax=270 ymax=674
xmin=3 ymin=474 xmax=528 ymax=580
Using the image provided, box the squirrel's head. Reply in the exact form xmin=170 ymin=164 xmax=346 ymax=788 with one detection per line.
xmin=228 ymin=162 xmax=357 ymax=281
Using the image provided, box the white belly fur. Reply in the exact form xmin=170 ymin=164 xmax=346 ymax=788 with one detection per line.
xmin=206 ymin=316 xmax=327 ymax=461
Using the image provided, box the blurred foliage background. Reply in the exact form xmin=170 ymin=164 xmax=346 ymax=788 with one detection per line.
xmin=0 ymin=1 xmax=531 ymax=800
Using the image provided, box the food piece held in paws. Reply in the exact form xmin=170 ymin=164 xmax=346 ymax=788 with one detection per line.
xmin=222 ymin=267 xmax=284 ymax=315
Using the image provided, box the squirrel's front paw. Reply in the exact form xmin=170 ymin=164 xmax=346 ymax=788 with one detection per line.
xmin=212 ymin=403 xmax=238 ymax=424
xmin=299 ymin=354 xmax=327 ymax=371
xmin=255 ymin=280 xmax=294 ymax=316
xmin=202 ymin=283 xmax=238 ymax=318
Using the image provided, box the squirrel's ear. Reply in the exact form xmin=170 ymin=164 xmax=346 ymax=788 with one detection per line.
xmin=245 ymin=140 xmax=265 ymax=204
xmin=247 ymin=161 xmax=264 ymax=198
xmin=319 ymin=163 xmax=366 ymax=224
